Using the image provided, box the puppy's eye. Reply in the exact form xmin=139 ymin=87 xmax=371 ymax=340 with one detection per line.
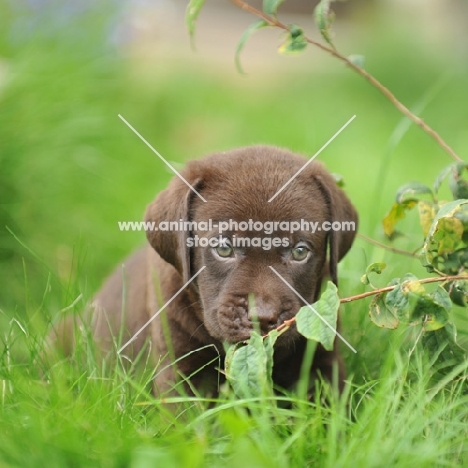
xmin=291 ymin=244 xmax=310 ymax=262
xmin=215 ymin=241 xmax=234 ymax=258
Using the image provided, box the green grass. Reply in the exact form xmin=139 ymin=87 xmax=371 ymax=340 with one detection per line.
xmin=2 ymin=321 xmax=468 ymax=467
xmin=1 ymin=1 xmax=468 ymax=466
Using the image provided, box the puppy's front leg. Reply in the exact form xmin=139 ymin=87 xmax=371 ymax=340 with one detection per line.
xmin=146 ymin=251 xmax=223 ymax=397
xmin=91 ymin=247 xmax=152 ymax=360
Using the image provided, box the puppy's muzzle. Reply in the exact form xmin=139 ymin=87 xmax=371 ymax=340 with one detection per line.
xmin=217 ymin=294 xmax=296 ymax=342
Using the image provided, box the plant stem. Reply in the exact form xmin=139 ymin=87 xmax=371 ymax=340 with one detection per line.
xmin=276 ymin=317 xmax=296 ymax=333
xmin=228 ymin=0 xmax=463 ymax=162
xmin=271 ymin=274 xmax=467 ymax=336
xmin=358 ymin=233 xmax=418 ymax=258
xmin=340 ymin=274 xmax=467 ymax=303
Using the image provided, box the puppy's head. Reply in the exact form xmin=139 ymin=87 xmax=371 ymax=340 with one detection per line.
xmin=145 ymin=146 xmax=357 ymax=344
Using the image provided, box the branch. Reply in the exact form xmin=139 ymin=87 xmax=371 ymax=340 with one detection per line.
xmin=357 ymin=233 xmax=418 ymax=258
xmin=276 ymin=317 xmax=297 ymax=333
xmin=228 ymin=0 xmax=463 ymax=163
xmin=341 ymin=274 xmax=468 ymax=303
xmin=272 ymin=274 xmax=468 ymax=337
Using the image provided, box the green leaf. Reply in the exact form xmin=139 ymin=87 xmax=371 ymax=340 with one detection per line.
xmin=361 ymin=262 xmax=386 ymax=286
xmin=347 ymin=54 xmax=365 ymax=68
xmin=296 ymin=281 xmax=339 ymax=351
xmin=367 ymin=262 xmax=386 ymax=275
xmin=225 ymin=332 xmax=270 ymax=398
xmin=371 ymin=275 xmax=453 ymax=331
xmin=185 ymin=0 xmax=206 ymax=48
xmin=384 ymin=280 xmax=410 ymax=322
xmin=422 ymin=322 xmax=466 ymax=365
xmin=331 ymin=172 xmax=344 ymax=187
xmin=381 ymin=274 xmax=425 ymax=325
xmin=264 ymin=330 xmax=279 ymax=386
xmin=369 ymin=293 xmax=399 ymax=329
xmin=263 ymin=0 xmax=286 ymax=15
xmin=433 ymin=163 xmax=456 ymax=195
xmin=235 ymin=20 xmax=269 ymax=74
xmin=278 ymin=25 xmax=307 ymax=55
xmin=395 ymin=181 xmax=434 ymax=204
xmin=444 ymin=280 xmax=468 ymax=307
xmin=224 ymin=341 xmax=238 ymax=373
xmin=448 ymin=162 xmax=468 ymax=200
xmin=432 ymin=285 xmax=453 ymax=310
xmin=382 ymin=200 xmax=417 ymax=238
xmin=314 ymin=0 xmax=336 ymax=48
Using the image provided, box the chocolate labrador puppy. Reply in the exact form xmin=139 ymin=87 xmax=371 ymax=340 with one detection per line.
xmin=66 ymin=145 xmax=357 ymax=396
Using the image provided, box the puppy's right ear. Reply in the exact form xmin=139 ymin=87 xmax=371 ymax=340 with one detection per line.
xmin=313 ymin=171 xmax=358 ymax=287
xmin=144 ymin=177 xmax=203 ymax=284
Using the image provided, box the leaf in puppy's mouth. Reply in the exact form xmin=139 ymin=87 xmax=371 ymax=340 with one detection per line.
xmin=224 ymin=330 xmax=279 ymax=398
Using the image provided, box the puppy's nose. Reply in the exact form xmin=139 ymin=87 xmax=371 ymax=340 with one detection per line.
xmin=248 ymin=301 xmax=278 ymax=332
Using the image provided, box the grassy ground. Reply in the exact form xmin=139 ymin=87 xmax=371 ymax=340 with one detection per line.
xmin=1 ymin=1 xmax=468 ymax=466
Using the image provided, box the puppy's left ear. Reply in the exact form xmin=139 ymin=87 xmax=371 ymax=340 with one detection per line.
xmin=144 ymin=175 xmax=203 ymax=285
xmin=314 ymin=172 xmax=358 ymax=286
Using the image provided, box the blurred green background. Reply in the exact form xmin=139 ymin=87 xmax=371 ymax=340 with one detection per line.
xmin=1 ymin=0 xmax=468 ymax=370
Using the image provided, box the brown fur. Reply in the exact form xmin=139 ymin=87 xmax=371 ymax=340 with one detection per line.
xmin=58 ymin=145 xmax=358 ymax=396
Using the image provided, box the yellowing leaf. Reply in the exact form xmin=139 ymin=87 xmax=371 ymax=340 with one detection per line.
xmin=420 ymin=200 xmax=468 ymax=274
xmin=418 ymin=200 xmax=436 ymax=237
xmin=434 ymin=217 xmax=464 ymax=255
xmin=382 ymin=200 xmax=417 ymax=238
xmin=382 ymin=203 xmax=405 ymax=238
xmin=401 ymin=279 xmax=425 ymax=295
xmin=411 ymin=295 xmax=450 ymax=331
